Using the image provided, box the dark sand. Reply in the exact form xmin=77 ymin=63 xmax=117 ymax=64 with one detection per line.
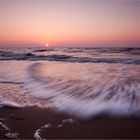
xmin=0 ymin=107 xmax=140 ymax=139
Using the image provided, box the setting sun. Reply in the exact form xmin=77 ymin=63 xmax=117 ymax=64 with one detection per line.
xmin=45 ymin=44 xmax=49 ymax=47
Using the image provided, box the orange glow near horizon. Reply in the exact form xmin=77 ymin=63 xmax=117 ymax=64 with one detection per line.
xmin=0 ymin=0 xmax=140 ymax=47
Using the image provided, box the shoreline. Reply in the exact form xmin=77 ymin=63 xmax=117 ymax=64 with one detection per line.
xmin=0 ymin=47 xmax=140 ymax=139
xmin=0 ymin=107 xmax=140 ymax=139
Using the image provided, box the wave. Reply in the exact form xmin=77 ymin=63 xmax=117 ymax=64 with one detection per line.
xmin=23 ymin=62 xmax=140 ymax=118
xmin=0 ymin=61 xmax=140 ymax=118
xmin=64 ymin=47 xmax=140 ymax=55
xmin=0 ymin=50 xmax=140 ymax=65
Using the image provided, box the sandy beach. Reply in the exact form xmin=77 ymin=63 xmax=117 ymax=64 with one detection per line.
xmin=0 ymin=106 xmax=140 ymax=139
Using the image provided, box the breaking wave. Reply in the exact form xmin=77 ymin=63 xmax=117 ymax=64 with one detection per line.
xmin=0 ymin=60 xmax=140 ymax=118
xmin=24 ymin=62 xmax=140 ymax=118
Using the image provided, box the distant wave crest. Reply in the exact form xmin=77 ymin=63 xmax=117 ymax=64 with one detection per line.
xmin=0 ymin=50 xmax=140 ymax=64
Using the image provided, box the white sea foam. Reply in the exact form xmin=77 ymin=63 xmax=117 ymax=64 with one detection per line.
xmin=34 ymin=119 xmax=74 ymax=139
xmin=34 ymin=123 xmax=51 ymax=140
xmin=0 ymin=61 xmax=140 ymax=118
xmin=57 ymin=118 xmax=75 ymax=128
xmin=0 ymin=99 xmax=23 ymax=108
xmin=0 ymin=118 xmax=18 ymax=138
xmin=24 ymin=62 xmax=140 ymax=118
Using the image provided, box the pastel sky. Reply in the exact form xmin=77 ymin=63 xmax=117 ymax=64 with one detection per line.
xmin=0 ymin=0 xmax=140 ymax=47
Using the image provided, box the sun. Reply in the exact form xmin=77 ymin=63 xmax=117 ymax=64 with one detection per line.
xmin=45 ymin=43 xmax=49 ymax=47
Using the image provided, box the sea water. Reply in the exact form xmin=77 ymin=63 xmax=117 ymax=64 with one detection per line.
xmin=0 ymin=47 xmax=140 ymax=118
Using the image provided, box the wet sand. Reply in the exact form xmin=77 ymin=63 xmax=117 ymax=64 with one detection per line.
xmin=0 ymin=107 xmax=140 ymax=139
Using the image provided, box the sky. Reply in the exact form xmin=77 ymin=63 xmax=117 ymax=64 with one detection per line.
xmin=0 ymin=0 xmax=140 ymax=48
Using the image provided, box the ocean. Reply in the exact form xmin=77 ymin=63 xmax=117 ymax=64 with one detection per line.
xmin=0 ymin=47 xmax=140 ymax=138
xmin=0 ymin=47 xmax=140 ymax=117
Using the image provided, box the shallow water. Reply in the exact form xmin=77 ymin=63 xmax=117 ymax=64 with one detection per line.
xmin=0 ymin=47 xmax=140 ymax=118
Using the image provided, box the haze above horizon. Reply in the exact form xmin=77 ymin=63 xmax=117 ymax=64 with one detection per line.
xmin=0 ymin=0 xmax=140 ymax=48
